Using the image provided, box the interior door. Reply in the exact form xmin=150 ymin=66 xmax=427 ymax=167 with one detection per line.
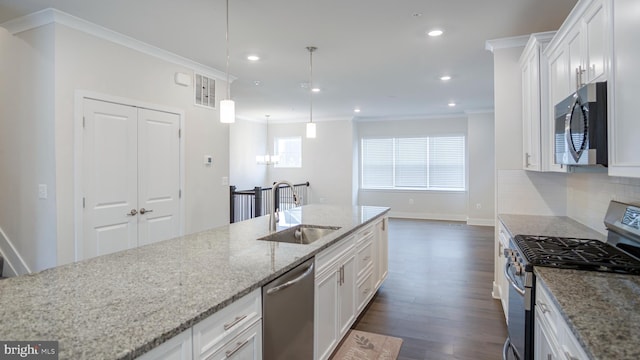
xmin=83 ymin=99 xmax=139 ymax=258
xmin=82 ymin=99 xmax=181 ymax=260
xmin=137 ymin=108 xmax=180 ymax=246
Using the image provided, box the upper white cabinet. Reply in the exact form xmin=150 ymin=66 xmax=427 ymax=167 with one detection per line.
xmin=608 ymin=0 xmax=640 ymax=178
xmin=520 ymin=32 xmax=556 ymax=172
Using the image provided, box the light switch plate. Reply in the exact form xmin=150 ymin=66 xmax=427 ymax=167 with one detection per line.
xmin=204 ymin=155 xmax=213 ymax=165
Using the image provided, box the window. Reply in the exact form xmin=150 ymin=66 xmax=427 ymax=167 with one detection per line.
xmin=361 ymin=135 xmax=465 ymax=191
xmin=274 ymin=136 xmax=302 ymax=168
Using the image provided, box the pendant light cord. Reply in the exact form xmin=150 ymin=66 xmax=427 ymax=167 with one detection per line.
xmin=225 ymin=0 xmax=231 ymax=100
xmin=307 ymin=46 xmax=316 ymax=124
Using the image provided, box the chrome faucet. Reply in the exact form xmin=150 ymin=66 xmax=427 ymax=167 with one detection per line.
xmin=270 ymin=180 xmax=300 ymax=232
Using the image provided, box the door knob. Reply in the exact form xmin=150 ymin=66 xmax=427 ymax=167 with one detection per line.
xmin=127 ymin=209 xmax=138 ymax=216
xmin=139 ymin=208 xmax=153 ymax=215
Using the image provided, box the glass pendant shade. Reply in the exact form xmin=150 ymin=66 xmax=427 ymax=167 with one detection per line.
xmin=306 ymin=122 xmax=316 ymax=138
xmin=220 ymin=99 xmax=235 ymax=123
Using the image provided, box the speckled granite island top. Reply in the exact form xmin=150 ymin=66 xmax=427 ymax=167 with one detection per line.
xmin=0 ymin=204 xmax=389 ymax=359
xmin=499 ymin=214 xmax=639 ymax=360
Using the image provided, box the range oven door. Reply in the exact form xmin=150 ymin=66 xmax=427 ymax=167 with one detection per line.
xmin=503 ymin=260 xmax=533 ymax=360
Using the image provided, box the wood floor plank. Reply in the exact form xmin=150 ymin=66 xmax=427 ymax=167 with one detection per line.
xmin=352 ymin=218 xmax=507 ymax=360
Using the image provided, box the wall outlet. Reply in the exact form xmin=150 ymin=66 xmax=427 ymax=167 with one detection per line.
xmin=409 ymin=198 xmax=414 ymax=205
xmin=221 ymin=176 xmax=229 ymax=186
xmin=476 ymin=203 xmax=482 ymax=209
xmin=38 ymin=184 xmax=48 ymax=199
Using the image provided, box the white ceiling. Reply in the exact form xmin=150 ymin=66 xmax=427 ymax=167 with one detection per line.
xmin=0 ymin=0 xmax=577 ymax=122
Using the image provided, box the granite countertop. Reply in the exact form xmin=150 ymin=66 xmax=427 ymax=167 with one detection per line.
xmin=0 ymin=204 xmax=389 ymax=359
xmin=535 ymin=267 xmax=640 ymax=360
xmin=498 ymin=214 xmax=639 ymax=360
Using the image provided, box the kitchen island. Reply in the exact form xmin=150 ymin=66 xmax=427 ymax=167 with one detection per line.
xmin=0 ymin=204 xmax=389 ymax=359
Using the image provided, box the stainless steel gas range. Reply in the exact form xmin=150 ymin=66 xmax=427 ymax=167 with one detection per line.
xmin=502 ymin=201 xmax=640 ymax=360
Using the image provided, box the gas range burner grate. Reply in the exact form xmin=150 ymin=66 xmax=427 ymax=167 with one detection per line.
xmin=514 ymin=235 xmax=640 ymax=275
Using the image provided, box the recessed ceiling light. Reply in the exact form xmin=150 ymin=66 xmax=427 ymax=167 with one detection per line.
xmin=247 ymin=55 xmax=260 ymax=61
xmin=412 ymin=12 xmax=423 ymax=17
xmin=254 ymin=80 xmax=261 ymax=86
xmin=448 ymin=102 xmax=456 ymax=107
xmin=311 ymin=88 xmax=321 ymax=93
xmin=428 ymin=29 xmax=444 ymax=37
xmin=440 ymin=75 xmax=451 ymax=81
xmin=354 ymin=108 xmax=361 ymax=113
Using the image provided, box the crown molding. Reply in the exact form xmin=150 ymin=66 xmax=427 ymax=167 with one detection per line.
xmin=0 ymin=8 xmax=234 ymax=82
xmin=485 ymin=34 xmax=530 ymax=53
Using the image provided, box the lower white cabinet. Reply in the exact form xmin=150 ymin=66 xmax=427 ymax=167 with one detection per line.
xmin=535 ymin=282 xmax=589 ymax=360
xmin=205 ymin=320 xmax=262 ymax=360
xmin=137 ymin=329 xmax=193 ymax=360
xmin=314 ymin=216 xmax=389 ymax=360
xmin=497 ymin=221 xmax=511 ymax=322
xmin=314 ymin=234 xmax=356 ymax=360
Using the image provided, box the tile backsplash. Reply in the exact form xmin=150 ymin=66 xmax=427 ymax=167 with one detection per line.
xmin=567 ymin=172 xmax=640 ymax=235
xmin=497 ymin=169 xmax=640 ymax=236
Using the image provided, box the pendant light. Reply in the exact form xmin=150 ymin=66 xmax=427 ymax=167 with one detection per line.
xmin=220 ymin=0 xmax=235 ymax=123
xmin=306 ymin=46 xmax=317 ymax=138
xmin=256 ymin=115 xmax=280 ymax=165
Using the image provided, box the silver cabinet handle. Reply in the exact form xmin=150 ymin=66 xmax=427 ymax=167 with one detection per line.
xmin=564 ymin=350 xmax=579 ymax=360
xmin=525 ymin=152 xmax=531 ymax=167
xmin=225 ymin=339 xmax=250 ymax=358
xmin=223 ymin=315 xmax=247 ymax=330
xmin=502 ymin=338 xmax=511 ymax=360
xmin=127 ymin=209 xmax=138 ymax=216
xmin=538 ymin=301 xmax=549 ymax=314
xmin=139 ymin=208 xmax=153 ymax=215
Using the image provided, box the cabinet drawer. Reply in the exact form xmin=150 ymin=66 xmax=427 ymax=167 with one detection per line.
xmin=205 ymin=319 xmax=262 ymax=360
xmin=535 ymin=282 xmax=559 ymax=337
xmin=356 ymin=269 xmax=374 ymax=314
xmin=192 ymin=289 xmax=261 ymax=359
xmin=356 ymin=238 xmax=374 ymax=276
xmin=316 ymin=235 xmax=355 ymax=274
xmin=560 ymin=323 xmax=590 ymax=360
xmin=355 ymin=224 xmax=375 ymax=244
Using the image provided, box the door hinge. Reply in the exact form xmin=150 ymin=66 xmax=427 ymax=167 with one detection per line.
xmin=179 ymin=189 xmax=182 ymax=198
xmin=178 ymin=129 xmax=182 ymax=138
xmin=82 ymin=197 xmax=85 ymax=209
xmin=82 ymin=116 xmax=85 ymax=128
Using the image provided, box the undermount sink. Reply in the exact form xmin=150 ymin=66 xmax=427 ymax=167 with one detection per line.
xmin=258 ymin=224 xmax=341 ymax=245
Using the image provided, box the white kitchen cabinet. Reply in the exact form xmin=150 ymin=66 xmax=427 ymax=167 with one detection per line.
xmin=192 ymin=289 xmax=262 ymax=360
xmin=608 ymin=0 xmax=640 ymax=178
xmin=314 ymin=234 xmax=356 ymax=360
xmin=520 ymin=32 xmax=555 ymax=172
xmin=583 ymin=1 xmax=607 ymax=83
xmin=545 ymin=45 xmax=569 ymax=173
xmin=137 ymin=329 xmax=193 ymax=360
xmin=205 ymin=320 xmax=262 ymax=360
xmin=375 ymin=217 xmax=389 ymax=288
xmin=497 ymin=221 xmax=511 ymax=321
xmin=535 ymin=282 xmax=589 ymax=360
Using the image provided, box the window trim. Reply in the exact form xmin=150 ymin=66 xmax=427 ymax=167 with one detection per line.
xmin=274 ymin=136 xmax=302 ymax=168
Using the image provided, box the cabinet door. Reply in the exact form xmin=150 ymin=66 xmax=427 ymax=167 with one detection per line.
xmin=377 ymin=218 xmax=389 ymax=287
xmin=548 ymin=47 xmax=570 ymax=107
xmin=137 ymin=329 xmax=192 ymax=360
xmin=535 ymin=309 xmax=559 ymax=360
xmin=338 ymin=254 xmax=356 ymax=339
xmin=567 ymin=28 xmax=583 ymax=91
xmin=583 ymin=0 xmax=606 ymax=82
xmin=522 ymin=47 xmax=541 ymax=171
xmin=315 ymin=268 xmax=339 ymax=360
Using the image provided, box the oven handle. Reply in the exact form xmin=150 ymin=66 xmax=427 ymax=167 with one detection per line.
xmin=504 ymin=262 xmax=526 ymax=296
xmin=502 ymin=337 xmax=520 ymax=360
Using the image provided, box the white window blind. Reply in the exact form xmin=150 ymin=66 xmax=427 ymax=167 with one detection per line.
xmin=361 ymin=135 xmax=466 ymax=191
xmin=274 ymin=136 xmax=302 ymax=168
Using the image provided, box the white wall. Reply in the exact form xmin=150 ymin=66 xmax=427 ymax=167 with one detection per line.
xmin=356 ymin=117 xmax=469 ymax=221
xmin=229 ymin=118 xmax=267 ymax=190
xmin=267 ymin=120 xmax=354 ymax=206
xmin=0 ymin=25 xmax=57 ymax=275
xmin=467 ymin=112 xmax=496 ymax=225
xmin=0 ymin=23 xmax=232 ymax=272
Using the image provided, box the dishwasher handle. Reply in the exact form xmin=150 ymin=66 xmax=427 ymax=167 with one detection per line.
xmin=266 ymin=262 xmax=314 ymax=295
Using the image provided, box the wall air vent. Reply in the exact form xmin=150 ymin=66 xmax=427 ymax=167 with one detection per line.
xmin=195 ymin=73 xmax=216 ymax=109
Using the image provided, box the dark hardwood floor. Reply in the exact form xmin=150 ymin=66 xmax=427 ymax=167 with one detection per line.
xmin=352 ymin=218 xmax=507 ymax=360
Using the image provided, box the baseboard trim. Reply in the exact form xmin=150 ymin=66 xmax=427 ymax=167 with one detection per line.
xmin=0 ymin=226 xmax=31 ymax=276
xmin=492 ymin=281 xmax=501 ymax=299
xmin=388 ymin=211 xmax=467 ymax=222
xmin=467 ymin=218 xmax=496 ymax=227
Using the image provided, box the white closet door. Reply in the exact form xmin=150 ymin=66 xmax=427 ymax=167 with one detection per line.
xmin=137 ymin=108 xmax=180 ymax=246
xmin=83 ymin=99 xmax=138 ymax=258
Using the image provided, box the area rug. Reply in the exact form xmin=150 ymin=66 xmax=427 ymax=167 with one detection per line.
xmin=330 ymin=329 xmax=403 ymax=360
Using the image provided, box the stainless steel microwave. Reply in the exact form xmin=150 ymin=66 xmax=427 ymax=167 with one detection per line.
xmin=554 ymin=82 xmax=608 ymax=166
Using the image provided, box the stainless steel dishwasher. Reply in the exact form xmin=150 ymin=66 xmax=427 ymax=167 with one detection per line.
xmin=262 ymin=257 xmax=315 ymax=360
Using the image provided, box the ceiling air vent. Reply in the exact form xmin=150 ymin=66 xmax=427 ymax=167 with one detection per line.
xmin=195 ymin=73 xmax=216 ymax=109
